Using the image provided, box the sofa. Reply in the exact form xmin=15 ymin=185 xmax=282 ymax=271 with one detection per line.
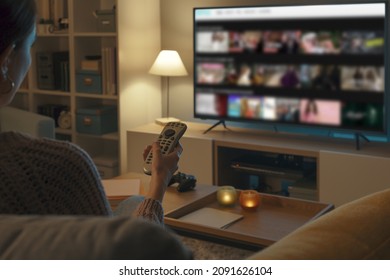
xmin=0 ymin=215 xmax=192 ymax=260
xmin=0 ymin=106 xmax=55 ymax=138
xmin=249 ymin=187 xmax=390 ymax=259
xmin=0 ymin=187 xmax=389 ymax=259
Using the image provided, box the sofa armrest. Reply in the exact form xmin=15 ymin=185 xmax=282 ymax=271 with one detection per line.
xmin=0 ymin=215 xmax=192 ymax=260
xmin=249 ymin=188 xmax=390 ymax=260
xmin=0 ymin=107 xmax=55 ymax=139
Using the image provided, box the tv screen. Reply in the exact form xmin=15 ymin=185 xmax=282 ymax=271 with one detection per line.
xmin=193 ymin=2 xmax=387 ymax=135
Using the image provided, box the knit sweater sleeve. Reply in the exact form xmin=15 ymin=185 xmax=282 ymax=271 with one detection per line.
xmin=133 ymin=198 xmax=164 ymax=225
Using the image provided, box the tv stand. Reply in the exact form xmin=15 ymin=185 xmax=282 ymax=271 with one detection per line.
xmin=203 ymin=120 xmax=230 ymax=134
xmin=127 ymin=122 xmax=390 ymax=207
xmin=355 ymin=132 xmax=370 ymax=150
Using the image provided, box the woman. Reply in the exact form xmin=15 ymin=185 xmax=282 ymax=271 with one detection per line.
xmin=301 ymin=99 xmax=319 ymax=123
xmin=0 ymin=0 xmax=181 ymax=224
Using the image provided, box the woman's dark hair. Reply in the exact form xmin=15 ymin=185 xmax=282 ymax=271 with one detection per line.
xmin=0 ymin=0 xmax=37 ymax=54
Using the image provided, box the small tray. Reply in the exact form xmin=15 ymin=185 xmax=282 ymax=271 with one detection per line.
xmin=164 ymin=190 xmax=333 ymax=248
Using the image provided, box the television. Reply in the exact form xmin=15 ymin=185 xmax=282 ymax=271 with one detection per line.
xmin=193 ymin=2 xmax=388 ymax=139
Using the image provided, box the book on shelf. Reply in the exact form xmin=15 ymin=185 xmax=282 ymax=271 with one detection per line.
xmin=60 ymin=61 xmax=69 ymax=92
xmin=101 ymin=47 xmax=117 ymax=95
xmin=53 ymin=52 xmax=69 ymax=91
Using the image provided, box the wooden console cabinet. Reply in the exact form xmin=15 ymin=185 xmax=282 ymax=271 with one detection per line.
xmin=126 ymin=122 xmax=390 ymax=206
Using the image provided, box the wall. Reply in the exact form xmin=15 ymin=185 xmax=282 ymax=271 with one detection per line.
xmin=160 ymin=0 xmax=273 ymax=124
xmin=118 ymin=0 xmax=161 ymax=171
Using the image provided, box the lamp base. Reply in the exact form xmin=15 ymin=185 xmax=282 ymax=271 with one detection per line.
xmin=155 ymin=117 xmax=181 ymax=126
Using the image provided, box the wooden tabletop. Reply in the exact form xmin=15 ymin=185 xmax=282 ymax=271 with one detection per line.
xmin=112 ymin=172 xmax=333 ymax=248
xmin=164 ymin=188 xmax=333 ymax=248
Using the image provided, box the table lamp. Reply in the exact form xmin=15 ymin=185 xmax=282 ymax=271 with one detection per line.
xmin=149 ymin=50 xmax=188 ymax=125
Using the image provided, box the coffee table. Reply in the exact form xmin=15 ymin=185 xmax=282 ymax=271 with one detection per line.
xmin=108 ymin=173 xmax=333 ymax=249
xmin=163 ymin=184 xmax=333 ymax=248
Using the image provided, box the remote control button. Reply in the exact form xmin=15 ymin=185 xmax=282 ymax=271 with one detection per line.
xmin=164 ymin=129 xmax=175 ymax=137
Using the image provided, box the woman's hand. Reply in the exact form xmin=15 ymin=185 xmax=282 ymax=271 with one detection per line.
xmin=143 ymin=142 xmax=183 ymax=202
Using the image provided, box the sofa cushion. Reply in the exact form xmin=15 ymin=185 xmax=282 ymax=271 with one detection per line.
xmin=0 ymin=215 xmax=192 ymax=260
xmin=0 ymin=107 xmax=55 ymax=139
xmin=249 ymin=188 xmax=390 ymax=259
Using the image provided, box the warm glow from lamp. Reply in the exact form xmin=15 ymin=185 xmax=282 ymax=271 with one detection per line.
xmin=217 ymin=186 xmax=237 ymax=207
xmin=239 ymin=190 xmax=261 ymax=211
xmin=149 ymin=50 xmax=188 ymax=125
xmin=149 ymin=50 xmax=188 ymax=76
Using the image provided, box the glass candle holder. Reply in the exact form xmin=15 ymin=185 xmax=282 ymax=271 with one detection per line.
xmin=216 ymin=186 xmax=237 ymax=207
xmin=239 ymin=190 xmax=261 ymax=210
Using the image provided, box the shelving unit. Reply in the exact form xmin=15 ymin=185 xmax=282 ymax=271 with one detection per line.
xmin=11 ymin=0 xmax=120 ymax=178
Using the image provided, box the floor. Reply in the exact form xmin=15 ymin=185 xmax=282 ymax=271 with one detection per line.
xmin=178 ymin=235 xmax=257 ymax=260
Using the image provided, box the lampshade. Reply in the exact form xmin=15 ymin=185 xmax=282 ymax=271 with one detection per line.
xmin=149 ymin=50 xmax=188 ymax=76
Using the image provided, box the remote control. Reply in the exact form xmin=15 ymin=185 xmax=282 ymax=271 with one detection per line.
xmin=143 ymin=122 xmax=187 ymax=175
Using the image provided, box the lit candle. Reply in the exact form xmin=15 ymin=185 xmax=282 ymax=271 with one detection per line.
xmin=239 ymin=190 xmax=261 ymax=210
xmin=216 ymin=186 xmax=237 ymax=207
